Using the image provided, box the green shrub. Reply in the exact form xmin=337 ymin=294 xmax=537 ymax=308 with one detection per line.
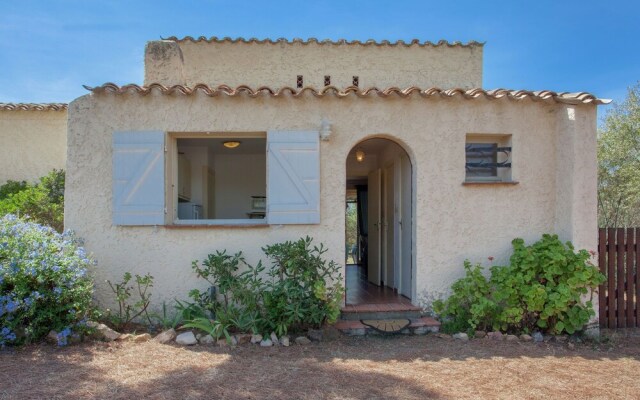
xmin=0 ymin=180 xmax=28 ymax=200
xmin=105 ymin=272 xmax=154 ymax=331
xmin=262 ymin=237 xmax=344 ymax=336
xmin=189 ymin=237 xmax=344 ymax=338
xmin=433 ymin=234 xmax=606 ymax=335
xmin=0 ymin=170 xmax=65 ymax=232
xmin=0 ymin=214 xmax=95 ymax=346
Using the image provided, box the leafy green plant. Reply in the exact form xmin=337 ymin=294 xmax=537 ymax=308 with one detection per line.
xmin=433 ymin=261 xmax=497 ymax=334
xmin=105 ymin=272 xmax=154 ymax=331
xmin=188 ymin=237 xmax=344 ymax=338
xmin=261 ymin=236 xmax=344 ymax=336
xmin=182 ymin=317 xmax=232 ymax=342
xmin=0 ymin=170 xmax=65 ymax=232
xmin=150 ymin=301 xmax=182 ymax=330
xmin=0 ymin=214 xmax=95 ymax=346
xmin=433 ymin=234 xmax=606 ymax=335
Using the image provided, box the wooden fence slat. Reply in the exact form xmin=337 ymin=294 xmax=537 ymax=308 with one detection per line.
xmin=617 ymin=228 xmax=626 ymax=328
xmin=598 ymin=228 xmax=607 ymax=328
xmin=626 ymin=228 xmax=635 ymax=327
xmin=607 ymin=227 xmax=616 ymax=328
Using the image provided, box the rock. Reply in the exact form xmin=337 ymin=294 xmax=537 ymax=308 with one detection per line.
xmin=506 ymin=334 xmax=518 ymax=341
xmin=520 ymin=334 xmax=533 ymax=342
xmin=175 ymin=331 xmax=197 ymax=346
xmin=532 ymin=332 xmax=544 ymax=343
xmin=116 ymin=333 xmax=133 ymax=341
xmin=199 ymin=335 xmax=215 ymax=345
xmin=46 ymin=330 xmax=59 ymax=344
xmin=270 ymin=332 xmax=279 ymax=345
xmin=250 ymin=334 xmax=263 ymax=344
xmin=487 ymin=331 xmax=503 ymax=341
xmin=554 ymin=335 xmax=568 ymax=342
xmin=474 ymin=330 xmax=487 ymax=339
xmin=154 ymin=329 xmax=177 ymax=344
xmin=280 ymin=336 xmax=290 ymax=347
xmin=260 ymin=338 xmax=273 ymax=347
xmin=321 ymin=326 xmax=342 ymax=341
xmin=452 ymin=332 xmax=469 ymax=341
xmin=217 ymin=337 xmax=237 ymax=347
xmin=196 ymin=333 xmax=202 ymax=341
xmin=295 ymin=336 xmax=311 ymax=345
xmin=86 ymin=321 xmax=120 ymax=342
xmin=435 ymin=333 xmax=451 ymax=340
xmin=308 ymin=329 xmax=323 ymax=342
xmin=568 ymin=343 xmax=575 ymax=350
xmin=235 ymin=334 xmax=252 ymax=345
xmin=133 ymin=333 xmax=151 ymax=343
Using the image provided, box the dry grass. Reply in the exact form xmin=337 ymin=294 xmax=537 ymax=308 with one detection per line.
xmin=1 ymin=333 xmax=640 ymax=400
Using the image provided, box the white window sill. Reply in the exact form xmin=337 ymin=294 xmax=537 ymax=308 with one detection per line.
xmin=169 ymin=219 xmax=269 ymax=228
xmin=462 ymin=180 xmax=519 ymax=186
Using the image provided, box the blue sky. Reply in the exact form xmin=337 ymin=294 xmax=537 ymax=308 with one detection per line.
xmin=1 ymin=0 xmax=638 ymax=121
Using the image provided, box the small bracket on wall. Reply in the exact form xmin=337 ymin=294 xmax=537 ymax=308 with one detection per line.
xmin=320 ymin=118 xmax=332 ymax=141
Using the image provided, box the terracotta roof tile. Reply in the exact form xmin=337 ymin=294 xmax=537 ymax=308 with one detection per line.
xmin=162 ymin=36 xmax=483 ymax=48
xmin=84 ymin=83 xmax=610 ymax=105
xmin=0 ymin=103 xmax=67 ymax=111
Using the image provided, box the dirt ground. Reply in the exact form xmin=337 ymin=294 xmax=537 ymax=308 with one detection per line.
xmin=1 ymin=331 xmax=639 ymax=400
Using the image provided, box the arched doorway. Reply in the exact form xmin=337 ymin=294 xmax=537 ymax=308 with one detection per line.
xmin=345 ymin=137 xmax=413 ymax=305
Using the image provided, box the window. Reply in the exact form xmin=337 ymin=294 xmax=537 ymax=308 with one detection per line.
xmin=111 ymin=130 xmax=320 ymax=226
xmin=465 ymin=134 xmax=512 ymax=182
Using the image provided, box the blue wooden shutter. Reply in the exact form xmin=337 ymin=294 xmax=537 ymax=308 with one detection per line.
xmin=112 ymin=131 xmax=165 ymax=225
xmin=267 ymin=131 xmax=320 ymax=224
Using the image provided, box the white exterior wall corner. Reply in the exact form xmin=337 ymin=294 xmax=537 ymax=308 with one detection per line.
xmin=66 ymin=92 xmax=598 ymax=312
xmin=553 ymin=104 xmax=600 ymax=327
xmin=0 ymin=110 xmax=67 ymax=183
xmin=143 ymin=40 xmax=483 ymax=89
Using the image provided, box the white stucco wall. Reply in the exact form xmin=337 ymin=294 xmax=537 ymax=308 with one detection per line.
xmin=0 ymin=109 xmax=67 ymax=183
xmin=65 ymin=91 xmax=598 ymax=312
xmin=144 ymin=40 xmax=483 ymax=89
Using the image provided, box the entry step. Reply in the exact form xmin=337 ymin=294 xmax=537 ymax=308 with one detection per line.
xmin=340 ymin=303 xmax=422 ymax=320
xmin=333 ymin=317 xmax=440 ymax=336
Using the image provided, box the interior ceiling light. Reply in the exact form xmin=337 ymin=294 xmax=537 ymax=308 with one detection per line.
xmin=223 ymin=141 xmax=241 ymax=149
xmin=355 ymin=149 xmax=365 ymax=162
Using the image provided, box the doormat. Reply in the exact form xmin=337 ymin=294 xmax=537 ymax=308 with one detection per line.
xmin=361 ymin=319 xmax=411 ymax=334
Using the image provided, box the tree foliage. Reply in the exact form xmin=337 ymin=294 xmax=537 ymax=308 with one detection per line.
xmin=0 ymin=170 xmax=65 ymax=232
xmin=598 ymin=83 xmax=640 ymax=227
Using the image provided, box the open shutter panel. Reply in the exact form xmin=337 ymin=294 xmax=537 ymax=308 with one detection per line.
xmin=112 ymin=131 xmax=165 ymax=226
xmin=267 ymin=131 xmax=320 ymax=224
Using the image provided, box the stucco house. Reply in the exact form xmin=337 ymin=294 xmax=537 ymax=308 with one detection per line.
xmin=63 ymin=36 xmax=608 ymax=317
xmin=0 ymin=103 xmax=67 ymax=183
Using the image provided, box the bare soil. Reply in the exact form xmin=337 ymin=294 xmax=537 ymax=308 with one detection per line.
xmin=1 ymin=332 xmax=639 ymax=400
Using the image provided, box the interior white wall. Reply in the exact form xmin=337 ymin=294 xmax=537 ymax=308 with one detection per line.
xmin=214 ymin=154 xmax=266 ymax=219
xmin=179 ymin=145 xmax=209 ymax=207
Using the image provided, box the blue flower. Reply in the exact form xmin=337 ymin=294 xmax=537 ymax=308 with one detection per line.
xmin=56 ymin=327 xmax=72 ymax=346
xmin=53 ymin=287 xmax=63 ymax=296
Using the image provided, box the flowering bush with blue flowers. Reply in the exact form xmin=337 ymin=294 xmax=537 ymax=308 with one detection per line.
xmin=0 ymin=214 xmax=94 ymax=347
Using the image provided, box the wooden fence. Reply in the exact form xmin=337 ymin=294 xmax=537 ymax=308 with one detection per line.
xmin=598 ymin=228 xmax=640 ymax=328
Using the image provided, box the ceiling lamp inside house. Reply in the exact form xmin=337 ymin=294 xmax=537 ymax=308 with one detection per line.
xmin=223 ymin=141 xmax=241 ymax=149
xmin=355 ymin=149 xmax=365 ymax=162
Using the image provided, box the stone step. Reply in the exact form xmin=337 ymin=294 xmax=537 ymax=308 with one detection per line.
xmin=333 ymin=317 xmax=440 ymax=336
xmin=340 ymin=303 xmax=423 ymax=321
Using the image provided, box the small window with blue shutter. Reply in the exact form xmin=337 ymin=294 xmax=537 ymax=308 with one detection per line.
xmin=464 ymin=134 xmax=513 ymax=183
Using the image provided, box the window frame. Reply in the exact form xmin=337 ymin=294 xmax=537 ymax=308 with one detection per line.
xmin=464 ymin=133 xmax=513 ymax=183
xmin=167 ymin=131 xmax=268 ymax=226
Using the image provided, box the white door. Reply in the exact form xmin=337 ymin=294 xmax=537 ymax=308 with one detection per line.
xmin=384 ymin=164 xmax=395 ymax=288
xmin=400 ymin=154 xmax=412 ymax=298
xmin=367 ymin=168 xmax=382 ymax=285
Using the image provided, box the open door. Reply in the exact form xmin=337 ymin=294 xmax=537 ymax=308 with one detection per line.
xmin=399 ymin=153 xmax=412 ymax=298
xmin=367 ymin=168 xmax=381 ymax=285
